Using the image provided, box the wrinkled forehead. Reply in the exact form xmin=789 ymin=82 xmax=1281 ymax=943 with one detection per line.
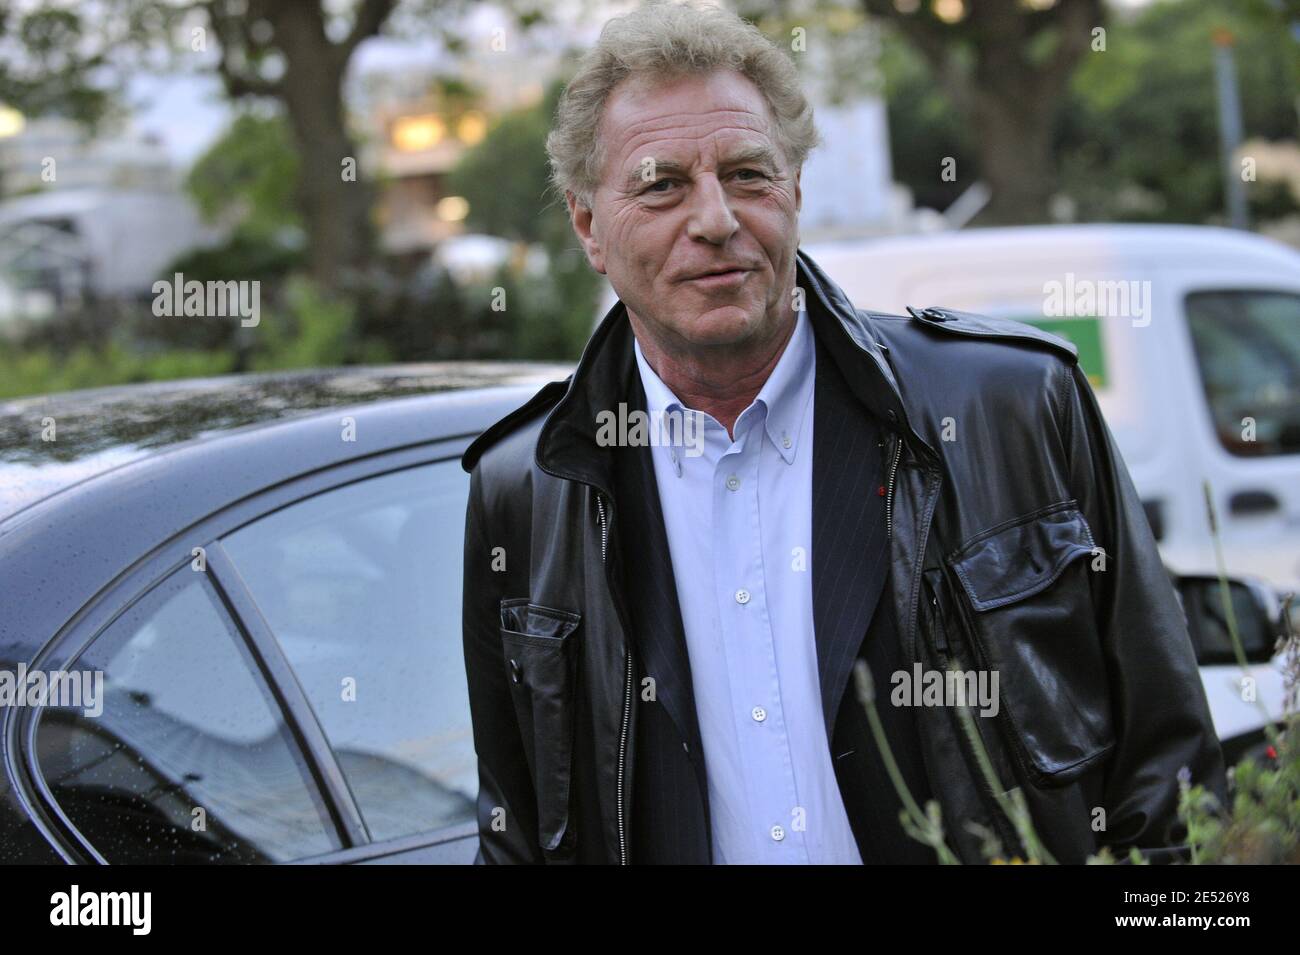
xmin=595 ymin=69 xmax=782 ymax=185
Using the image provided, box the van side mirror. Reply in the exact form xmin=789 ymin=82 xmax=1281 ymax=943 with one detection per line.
xmin=1172 ymin=574 xmax=1281 ymax=666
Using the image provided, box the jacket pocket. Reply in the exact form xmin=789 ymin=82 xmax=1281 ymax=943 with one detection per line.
xmin=499 ymin=599 xmax=581 ymax=854
xmin=943 ymin=499 xmax=1115 ymax=788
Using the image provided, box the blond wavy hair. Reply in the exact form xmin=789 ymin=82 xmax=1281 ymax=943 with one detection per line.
xmin=545 ymin=0 xmax=821 ymax=211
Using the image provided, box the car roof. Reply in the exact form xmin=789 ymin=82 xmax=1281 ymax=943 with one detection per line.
xmin=0 ymin=362 xmax=576 ymax=669
xmin=0 ymin=362 xmax=572 ymax=524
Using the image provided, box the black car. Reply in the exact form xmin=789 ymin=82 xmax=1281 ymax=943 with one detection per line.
xmin=0 ymin=362 xmax=570 ymax=864
xmin=1 ymin=363 xmax=1286 ymax=866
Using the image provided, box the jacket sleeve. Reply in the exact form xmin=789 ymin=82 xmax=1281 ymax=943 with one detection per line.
xmin=1055 ymin=359 xmax=1228 ymax=859
xmin=461 ymin=463 xmax=544 ymax=864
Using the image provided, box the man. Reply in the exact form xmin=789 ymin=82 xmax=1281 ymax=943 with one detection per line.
xmin=460 ymin=0 xmax=1226 ymax=864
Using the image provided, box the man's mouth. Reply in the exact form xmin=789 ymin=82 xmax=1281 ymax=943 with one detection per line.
xmin=686 ymin=268 xmax=751 ymax=286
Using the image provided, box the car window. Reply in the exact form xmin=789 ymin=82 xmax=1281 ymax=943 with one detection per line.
xmin=1185 ymin=290 xmax=1300 ymax=457
xmin=35 ymin=570 xmax=340 ymax=863
xmin=220 ymin=460 xmax=476 ymax=843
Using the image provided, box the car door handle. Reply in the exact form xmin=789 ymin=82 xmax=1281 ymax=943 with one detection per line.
xmin=1228 ymin=489 xmax=1281 ymax=516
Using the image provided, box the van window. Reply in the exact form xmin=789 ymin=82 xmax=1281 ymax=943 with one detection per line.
xmin=1185 ymin=290 xmax=1300 ymax=457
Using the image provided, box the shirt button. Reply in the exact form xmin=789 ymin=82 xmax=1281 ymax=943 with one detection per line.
xmin=726 ymin=474 xmax=741 ymax=491
xmin=735 ymin=589 xmax=750 ymax=605
xmin=781 ymin=432 xmax=792 ymax=449
xmin=751 ymin=706 xmax=767 ymax=722
xmin=770 ymin=824 xmax=785 ymax=842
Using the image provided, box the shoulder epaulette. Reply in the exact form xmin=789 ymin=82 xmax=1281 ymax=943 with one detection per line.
xmin=904 ymin=305 xmax=1078 ymax=363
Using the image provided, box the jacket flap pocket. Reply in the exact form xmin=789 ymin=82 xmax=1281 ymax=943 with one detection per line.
xmin=941 ymin=500 xmax=1113 ymax=787
xmin=498 ymin=599 xmax=581 ymax=855
xmin=950 ymin=501 xmax=1095 ymax=612
xmin=500 ymin=599 xmax=581 ymax=642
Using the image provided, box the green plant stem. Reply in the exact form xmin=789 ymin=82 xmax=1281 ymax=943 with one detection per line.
xmin=950 ymin=675 xmax=1058 ymax=865
xmin=1203 ymin=479 xmax=1284 ymax=751
xmin=852 ymin=661 xmax=961 ymax=864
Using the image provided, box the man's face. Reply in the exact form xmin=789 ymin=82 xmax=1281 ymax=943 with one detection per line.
xmin=569 ymin=69 xmax=802 ymax=355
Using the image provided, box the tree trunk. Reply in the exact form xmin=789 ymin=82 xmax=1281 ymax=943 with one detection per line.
xmin=280 ymin=73 xmax=376 ymax=289
xmin=254 ymin=1 xmax=380 ymax=292
xmin=862 ymin=0 xmax=1104 ymax=225
xmin=969 ymin=92 xmax=1057 ymax=225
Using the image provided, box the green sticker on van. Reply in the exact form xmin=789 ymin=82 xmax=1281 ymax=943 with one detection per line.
xmin=1016 ymin=316 xmax=1107 ymax=389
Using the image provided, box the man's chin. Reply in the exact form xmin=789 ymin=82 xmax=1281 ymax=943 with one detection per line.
xmin=678 ymin=326 xmax=764 ymax=352
xmin=670 ymin=303 xmax=766 ymax=346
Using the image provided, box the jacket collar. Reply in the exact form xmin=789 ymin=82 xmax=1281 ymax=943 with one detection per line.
xmin=535 ymin=247 xmax=934 ymax=495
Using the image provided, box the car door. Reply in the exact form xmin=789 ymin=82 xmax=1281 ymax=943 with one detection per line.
xmin=216 ymin=456 xmax=480 ymax=863
xmin=32 ymin=564 xmax=345 ymax=863
xmin=23 ymin=443 xmax=480 ymax=864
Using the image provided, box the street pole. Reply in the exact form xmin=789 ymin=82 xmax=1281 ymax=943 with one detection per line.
xmin=1212 ymin=27 xmax=1250 ymax=231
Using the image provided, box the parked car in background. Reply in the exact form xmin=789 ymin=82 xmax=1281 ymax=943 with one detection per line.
xmin=0 ymin=363 xmax=570 ymax=864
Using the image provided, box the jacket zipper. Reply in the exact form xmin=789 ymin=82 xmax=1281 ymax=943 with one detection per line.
xmin=884 ymin=432 xmax=902 ymax=540
xmin=595 ymin=492 xmax=632 ymax=865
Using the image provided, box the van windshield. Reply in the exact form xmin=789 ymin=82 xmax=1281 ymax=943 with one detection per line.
xmin=1185 ymin=290 xmax=1300 ymax=457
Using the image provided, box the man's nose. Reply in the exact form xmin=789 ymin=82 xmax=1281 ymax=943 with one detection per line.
xmin=685 ymin=175 xmax=739 ymax=243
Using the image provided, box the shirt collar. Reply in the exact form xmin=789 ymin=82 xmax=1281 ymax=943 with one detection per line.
xmin=631 ymin=308 xmax=813 ymax=466
xmin=754 ymin=307 xmax=814 ymax=465
xmin=632 ymin=334 xmax=685 ymax=418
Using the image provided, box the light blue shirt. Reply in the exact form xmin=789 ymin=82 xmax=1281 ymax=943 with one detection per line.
xmin=632 ymin=309 xmax=863 ymax=864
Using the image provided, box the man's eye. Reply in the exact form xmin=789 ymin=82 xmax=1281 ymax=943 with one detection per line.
xmin=735 ymin=168 xmax=767 ymax=182
xmin=646 ymin=178 xmax=676 ymax=193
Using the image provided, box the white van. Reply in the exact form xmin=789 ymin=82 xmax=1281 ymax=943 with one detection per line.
xmin=597 ymin=224 xmax=1300 ymax=757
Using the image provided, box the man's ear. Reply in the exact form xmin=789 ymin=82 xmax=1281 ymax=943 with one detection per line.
xmin=566 ymin=189 xmax=606 ymax=275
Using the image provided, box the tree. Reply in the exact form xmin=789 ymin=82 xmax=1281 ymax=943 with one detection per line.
xmin=3 ymin=0 xmax=482 ymax=291
xmin=1057 ymin=0 xmax=1300 ymax=225
xmin=862 ymin=0 xmax=1105 ymax=224
xmin=193 ymin=0 xmax=399 ymax=290
xmin=185 ymin=110 xmax=302 ymax=239
xmin=0 ymin=4 xmax=116 ymax=130
xmin=443 ymin=77 xmax=604 ymax=360
xmin=443 ymin=77 xmax=564 ymax=245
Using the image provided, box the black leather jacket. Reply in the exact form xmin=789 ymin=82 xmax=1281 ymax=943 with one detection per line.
xmin=460 ymin=248 xmax=1227 ymax=864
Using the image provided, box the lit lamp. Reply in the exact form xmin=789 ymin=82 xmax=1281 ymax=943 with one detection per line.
xmin=392 ymin=114 xmax=445 ymax=152
xmin=436 ymin=196 xmax=469 ymax=222
xmin=0 ymin=105 xmax=25 ymax=138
